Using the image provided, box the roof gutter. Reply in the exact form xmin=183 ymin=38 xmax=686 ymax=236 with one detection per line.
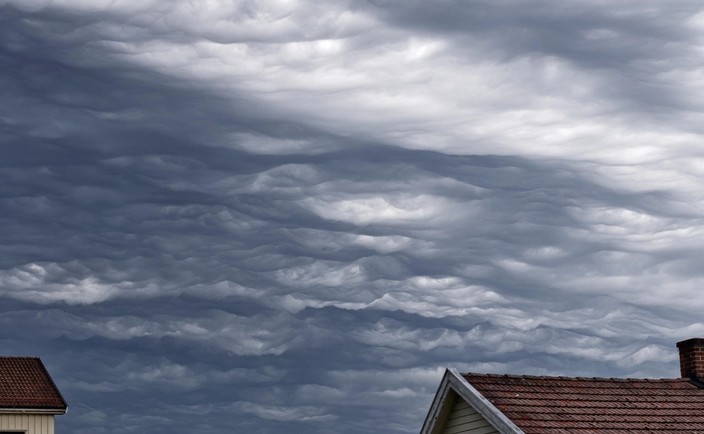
xmin=0 ymin=408 xmax=67 ymax=415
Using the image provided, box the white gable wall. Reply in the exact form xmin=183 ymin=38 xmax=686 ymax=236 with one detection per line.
xmin=0 ymin=414 xmax=55 ymax=434
xmin=441 ymin=397 xmax=499 ymax=434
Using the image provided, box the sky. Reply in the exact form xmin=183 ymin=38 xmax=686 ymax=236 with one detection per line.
xmin=2 ymin=0 xmax=704 ymax=433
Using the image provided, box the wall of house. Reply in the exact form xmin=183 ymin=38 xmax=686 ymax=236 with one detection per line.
xmin=0 ymin=414 xmax=54 ymax=434
xmin=441 ymin=398 xmax=499 ymax=434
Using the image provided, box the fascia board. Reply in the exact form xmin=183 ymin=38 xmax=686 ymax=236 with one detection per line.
xmin=446 ymin=368 xmax=525 ymax=434
xmin=0 ymin=407 xmax=66 ymax=415
xmin=419 ymin=369 xmax=453 ymax=434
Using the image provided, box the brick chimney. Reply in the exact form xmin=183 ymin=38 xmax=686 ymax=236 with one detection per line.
xmin=677 ymin=338 xmax=704 ymax=378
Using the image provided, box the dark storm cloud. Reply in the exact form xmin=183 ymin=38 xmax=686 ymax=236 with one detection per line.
xmin=2 ymin=1 xmax=704 ymax=434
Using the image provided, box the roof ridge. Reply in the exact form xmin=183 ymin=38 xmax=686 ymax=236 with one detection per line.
xmin=462 ymin=372 xmax=689 ymax=382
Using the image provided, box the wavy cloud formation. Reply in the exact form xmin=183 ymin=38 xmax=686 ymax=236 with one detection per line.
xmin=2 ymin=1 xmax=704 ymax=433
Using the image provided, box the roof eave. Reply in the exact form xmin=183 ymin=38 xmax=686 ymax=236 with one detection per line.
xmin=0 ymin=407 xmax=67 ymax=415
xmin=420 ymin=368 xmax=525 ymax=434
xmin=35 ymin=357 xmax=69 ymax=410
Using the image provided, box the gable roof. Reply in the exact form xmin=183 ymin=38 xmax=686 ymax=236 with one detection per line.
xmin=421 ymin=369 xmax=704 ymax=434
xmin=0 ymin=357 xmax=67 ymax=412
xmin=421 ymin=340 xmax=704 ymax=433
xmin=464 ymin=373 xmax=704 ymax=433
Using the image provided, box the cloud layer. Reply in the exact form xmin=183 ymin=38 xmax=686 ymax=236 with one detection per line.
xmin=2 ymin=1 xmax=704 ymax=433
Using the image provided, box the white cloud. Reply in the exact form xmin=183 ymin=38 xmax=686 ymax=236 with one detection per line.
xmin=302 ymin=195 xmax=446 ymax=226
xmin=232 ymin=402 xmax=337 ymax=423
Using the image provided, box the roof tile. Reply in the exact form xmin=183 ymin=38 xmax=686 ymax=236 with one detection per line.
xmin=464 ymin=373 xmax=704 ymax=433
xmin=0 ymin=357 xmax=67 ymax=410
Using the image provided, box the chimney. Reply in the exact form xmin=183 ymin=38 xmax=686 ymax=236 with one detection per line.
xmin=677 ymin=338 xmax=704 ymax=378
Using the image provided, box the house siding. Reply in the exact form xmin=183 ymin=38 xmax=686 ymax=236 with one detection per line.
xmin=0 ymin=414 xmax=54 ymax=434
xmin=441 ymin=398 xmax=499 ymax=434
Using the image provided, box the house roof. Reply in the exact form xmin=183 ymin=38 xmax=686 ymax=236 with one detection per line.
xmin=463 ymin=372 xmax=704 ymax=433
xmin=0 ymin=357 xmax=67 ymax=412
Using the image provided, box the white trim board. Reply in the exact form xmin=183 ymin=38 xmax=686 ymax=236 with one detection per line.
xmin=419 ymin=368 xmax=524 ymax=434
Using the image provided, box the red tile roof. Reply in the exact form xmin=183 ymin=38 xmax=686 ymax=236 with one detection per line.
xmin=464 ymin=373 xmax=704 ymax=433
xmin=0 ymin=357 xmax=67 ymax=411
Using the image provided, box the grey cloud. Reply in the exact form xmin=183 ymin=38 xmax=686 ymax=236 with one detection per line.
xmin=366 ymin=0 xmax=704 ymax=119
xmin=2 ymin=2 xmax=704 ymax=434
xmin=366 ymin=0 xmax=696 ymax=73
